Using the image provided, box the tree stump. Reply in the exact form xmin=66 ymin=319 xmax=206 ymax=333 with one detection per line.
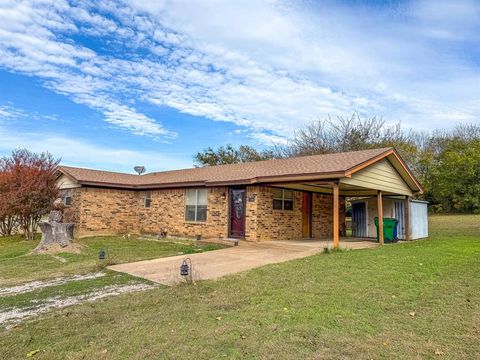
xmin=33 ymin=199 xmax=75 ymax=253
xmin=33 ymin=221 xmax=75 ymax=252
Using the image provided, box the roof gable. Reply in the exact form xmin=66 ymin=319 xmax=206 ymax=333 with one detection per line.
xmin=341 ymin=158 xmax=413 ymax=196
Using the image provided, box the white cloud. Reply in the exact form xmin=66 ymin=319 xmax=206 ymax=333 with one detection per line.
xmin=0 ymin=0 xmax=479 ymax=148
xmin=125 ymin=0 xmax=480 ymax=130
xmin=0 ymin=0 xmax=173 ymax=139
xmin=250 ymin=132 xmax=289 ymax=146
xmin=0 ymin=103 xmax=26 ymax=120
xmin=0 ymin=103 xmax=62 ymax=125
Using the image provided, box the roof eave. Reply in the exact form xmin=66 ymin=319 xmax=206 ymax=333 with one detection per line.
xmin=206 ymin=171 xmax=346 ymax=187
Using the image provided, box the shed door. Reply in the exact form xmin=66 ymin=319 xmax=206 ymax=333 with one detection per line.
xmin=352 ymin=202 xmax=367 ymax=237
xmin=229 ymin=188 xmax=246 ymax=238
xmin=394 ymin=200 xmax=406 ymax=240
xmin=410 ymin=202 xmax=428 ymax=239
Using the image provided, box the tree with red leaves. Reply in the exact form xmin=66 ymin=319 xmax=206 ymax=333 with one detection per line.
xmin=0 ymin=166 xmax=17 ymax=236
xmin=0 ymin=149 xmax=59 ymax=240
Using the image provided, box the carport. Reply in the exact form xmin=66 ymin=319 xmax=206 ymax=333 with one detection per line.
xmin=266 ymin=148 xmax=424 ymax=246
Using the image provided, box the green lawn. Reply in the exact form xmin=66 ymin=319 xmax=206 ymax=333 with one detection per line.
xmin=0 ymin=235 xmax=223 ymax=286
xmin=0 ymin=235 xmax=224 ymax=331
xmin=1 ymin=215 xmax=479 ymax=359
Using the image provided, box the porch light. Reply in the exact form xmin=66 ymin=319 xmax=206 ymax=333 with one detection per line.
xmin=98 ymin=249 xmax=106 ymax=260
xmin=180 ymin=258 xmax=192 ymax=277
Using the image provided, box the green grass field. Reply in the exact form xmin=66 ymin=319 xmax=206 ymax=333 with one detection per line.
xmin=1 ymin=215 xmax=479 ymax=359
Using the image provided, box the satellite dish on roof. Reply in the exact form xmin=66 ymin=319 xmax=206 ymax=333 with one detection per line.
xmin=134 ymin=166 xmax=146 ymax=175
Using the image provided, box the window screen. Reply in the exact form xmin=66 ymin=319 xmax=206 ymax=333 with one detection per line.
xmin=185 ymin=188 xmax=208 ymax=222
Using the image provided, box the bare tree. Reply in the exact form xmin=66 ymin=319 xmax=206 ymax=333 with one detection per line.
xmin=278 ymin=112 xmax=416 ymax=157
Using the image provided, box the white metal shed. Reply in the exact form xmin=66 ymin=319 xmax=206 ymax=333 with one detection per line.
xmin=351 ymin=197 xmax=428 ymax=240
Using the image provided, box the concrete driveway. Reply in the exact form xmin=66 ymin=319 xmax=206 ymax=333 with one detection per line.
xmin=109 ymin=238 xmax=378 ymax=286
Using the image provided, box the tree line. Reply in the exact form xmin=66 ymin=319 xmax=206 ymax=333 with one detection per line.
xmin=0 ymin=114 xmax=477 ymax=239
xmin=194 ymin=113 xmax=480 ymax=214
xmin=0 ymin=149 xmax=59 ymax=239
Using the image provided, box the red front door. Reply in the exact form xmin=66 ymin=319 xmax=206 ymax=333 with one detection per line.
xmin=229 ymin=188 xmax=246 ymax=238
xmin=302 ymin=192 xmax=312 ymax=238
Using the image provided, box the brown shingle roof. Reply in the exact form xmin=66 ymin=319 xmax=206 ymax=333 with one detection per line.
xmin=58 ymin=147 xmax=395 ymax=189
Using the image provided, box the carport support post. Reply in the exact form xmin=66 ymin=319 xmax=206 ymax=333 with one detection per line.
xmin=377 ymin=190 xmax=384 ymax=245
xmin=333 ymin=182 xmax=340 ymax=248
xmin=405 ymin=196 xmax=411 ymax=241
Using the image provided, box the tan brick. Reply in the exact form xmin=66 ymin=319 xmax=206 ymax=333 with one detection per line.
xmin=64 ymin=185 xmax=345 ymax=241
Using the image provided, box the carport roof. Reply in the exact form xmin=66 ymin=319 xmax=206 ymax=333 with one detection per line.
xmin=57 ymin=147 xmax=423 ymax=193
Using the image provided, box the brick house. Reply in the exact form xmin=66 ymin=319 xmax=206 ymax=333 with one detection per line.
xmin=56 ymin=148 xmax=423 ymax=245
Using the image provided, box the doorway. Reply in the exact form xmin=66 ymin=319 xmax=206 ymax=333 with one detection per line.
xmin=302 ymin=192 xmax=312 ymax=238
xmin=229 ymin=188 xmax=246 ymax=238
xmin=394 ymin=200 xmax=406 ymax=240
xmin=352 ymin=201 xmax=367 ymax=237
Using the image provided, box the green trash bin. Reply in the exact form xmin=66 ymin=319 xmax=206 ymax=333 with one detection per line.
xmin=374 ymin=217 xmax=399 ymax=243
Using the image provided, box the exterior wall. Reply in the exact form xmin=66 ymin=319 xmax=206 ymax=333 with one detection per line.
xmin=245 ymin=186 xmax=346 ymax=242
xmin=62 ymin=187 xmax=82 ymax=225
xmin=365 ymin=198 xmax=395 ymax=237
xmin=56 ymin=174 xmax=81 ymax=189
xmin=410 ymin=201 xmax=428 ymax=239
xmin=77 ymin=187 xmax=140 ymax=236
xmin=312 ymin=193 xmax=346 ymax=238
xmin=245 ymin=186 xmax=303 ymax=242
xmin=139 ymin=187 xmax=228 ymax=239
xmin=64 ymin=184 xmax=346 ymax=241
xmin=340 ymin=158 xmax=413 ymax=196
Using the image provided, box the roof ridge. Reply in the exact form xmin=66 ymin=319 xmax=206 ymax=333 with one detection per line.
xmin=59 ymin=147 xmax=393 ymax=177
xmin=59 ymin=165 xmax=140 ymax=177
xmin=145 ymin=147 xmax=393 ymax=176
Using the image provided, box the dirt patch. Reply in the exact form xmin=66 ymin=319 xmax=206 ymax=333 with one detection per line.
xmin=1 ymin=282 xmax=155 ymax=329
xmin=0 ymin=273 xmax=106 ymax=296
xmin=29 ymin=242 xmax=83 ymax=255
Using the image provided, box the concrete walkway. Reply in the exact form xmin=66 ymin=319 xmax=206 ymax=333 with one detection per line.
xmin=108 ymin=238 xmax=378 ymax=286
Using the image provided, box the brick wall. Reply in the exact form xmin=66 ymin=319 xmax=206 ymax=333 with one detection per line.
xmin=139 ymin=187 xmax=228 ymax=239
xmin=245 ymin=186 xmax=346 ymax=241
xmin=64 ymin=184 xmax=345 ymax=241
xmin=77 ymin=187 xmax=140 ymax=236
xmin=312 ymin=193 xmax=346 ymax=238
xmin=245 ymin=186 xmax=303 ymax=241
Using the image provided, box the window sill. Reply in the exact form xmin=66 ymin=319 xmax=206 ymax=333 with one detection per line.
xmin=184 ymin=221 xmax=207 ymax=225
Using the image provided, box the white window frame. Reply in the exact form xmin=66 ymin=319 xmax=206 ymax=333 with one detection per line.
xmin=61 ymin=189 xmax=73 ymax=207
xmin=144 ymin=191 xmax=152 ymax=208
xmin=272 ymin=189 xmax=294 ymax=211
xmin=185 ymin=188 xmax=208 ymax=222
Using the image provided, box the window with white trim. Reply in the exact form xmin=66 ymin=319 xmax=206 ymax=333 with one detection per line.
xmin=272 ymin=189 xmax=294 ymax=210
xmin=185 ymin=188 xmax=207 ymax=222
xmin=61 ymin=189 xmax=72 ymax=207
xmin=144 ymin=191 xmax=152 ymax=208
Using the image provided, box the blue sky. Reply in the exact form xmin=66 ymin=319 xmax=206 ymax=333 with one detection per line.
xmin=0 ymin=0 xmax=479 ymax=172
